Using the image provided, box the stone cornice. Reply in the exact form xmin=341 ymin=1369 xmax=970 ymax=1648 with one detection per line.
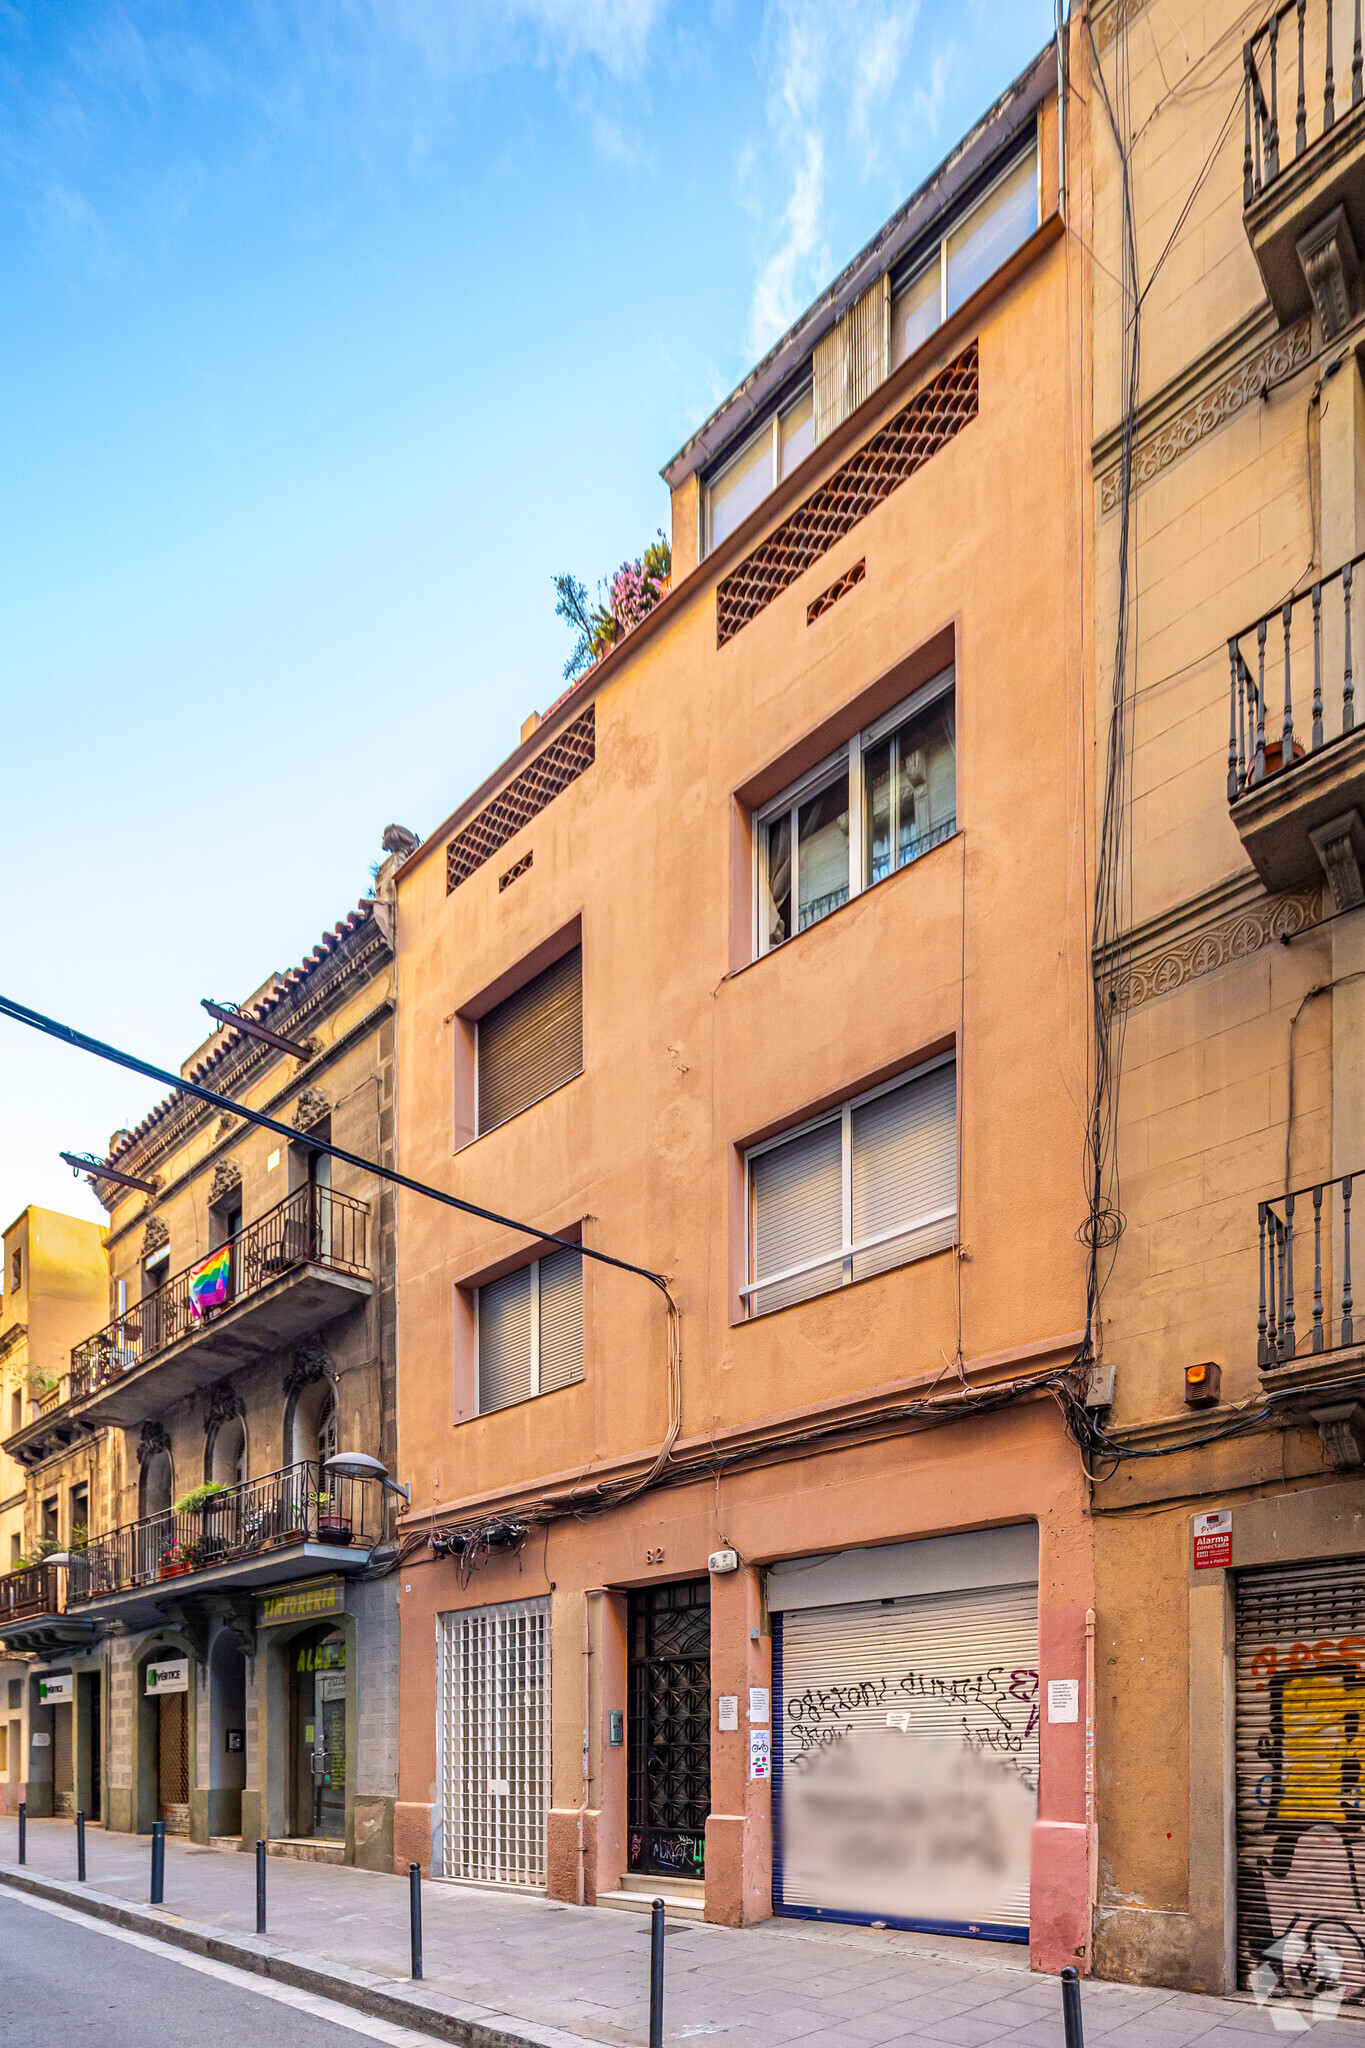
xmin=1089 ymin=0 xmax=1150 ymax=56
xmin=1094 ymin=310 xmax=1311 ymax=517
xmin=1095 ymin=868 xmax=1322 ymax=1008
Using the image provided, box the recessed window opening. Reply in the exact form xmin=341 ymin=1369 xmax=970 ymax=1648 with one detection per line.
xmin=144 ymin=1248 xmax=170 ymax=1298
xmin=475 ymin=1246 xmax=583 ymax=1415
xmin=890 ymin=140 xmax=1039 ymax=371
xmin=475 ymin=947 xmax=583 ymax=1137
xmin=755 ymin=668 xmax=955 ymax=956
xmin=705 ymin=383 xmax=814 ymax=556
xmin=743 ymin=1056 xmax=957 ymax=1318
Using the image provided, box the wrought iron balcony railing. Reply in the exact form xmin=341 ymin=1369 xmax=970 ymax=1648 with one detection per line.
xmin=1244 ymin=0 xmax=1364 ymax=205
xmin=66 ymin=1460 xmax=375 ymax=1605
xmin=69 ymin=1184 xmax=368 ymax=1402
xmin=0 ymin=1561 xmax=63 ymax=1624
xmin=1260 ymin=1171 xmax=1360 ymax=1364
xmin=1227 ymin=554 xmax=1362 ymax=798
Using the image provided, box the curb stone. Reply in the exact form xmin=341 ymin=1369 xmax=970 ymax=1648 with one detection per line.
xmin=0 ymin=1860 xmax=613 ymax=2048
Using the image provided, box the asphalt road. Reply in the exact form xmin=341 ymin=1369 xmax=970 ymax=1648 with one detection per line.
xmin=0 ymin=1887 xmax=434 ymax=2046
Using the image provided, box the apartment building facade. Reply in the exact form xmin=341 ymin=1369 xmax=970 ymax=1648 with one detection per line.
xmin=391 ymin=45 xmax=1097 ymax=1971
xmin=0 ymin=1207 xmax=108 ymax=1814
xmin=1084 ymin=0 xmax=1365 ymax=2007
xmin=0 ymin=851 xmax=404 ymax=1862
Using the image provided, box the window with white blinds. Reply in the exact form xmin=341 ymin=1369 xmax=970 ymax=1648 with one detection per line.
xmin=476 ymin=1246 xmax=583 ymax=1414
xmin=476 ymin=948 xmax=582 ymax=1136
xmin=744 ymin=1058 xmax=956 ymax=1316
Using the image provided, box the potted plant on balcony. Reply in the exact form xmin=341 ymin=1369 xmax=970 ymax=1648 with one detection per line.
xmin=174 ymin=1481 xmax=232 ymax=1562
xmin=311 ymin=1492 xmax=353 ymax=1545
xmin=158 ymin=1541 xmax=194 ymax=1580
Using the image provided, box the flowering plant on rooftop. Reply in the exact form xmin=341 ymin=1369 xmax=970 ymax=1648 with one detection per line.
xmin=554 ymin=532 xmax=672 ymax=681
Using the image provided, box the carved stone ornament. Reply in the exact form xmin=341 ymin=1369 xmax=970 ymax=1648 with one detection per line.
xmin=142 ymin=1217 xmax=169 ymax=1257
xmin=1298 ymin=207 xmax=1361 ymax=343
xmin=1309 ymin=810 xmax=1365 ymax=912
xmin=215 ymin=1115 xmax=237 ymax=1139
xmin=292 ymin=1088 xmax=330 ymax=1132
xmin=1111 ymin=886 xmax=1320 ymax=1009
xmin=382 ymin=823 xmax=420 ymax=860
xmin=1098 ymin=321 xmax=1312 ymax=516
xmin=284 ymin=1337 xmax=335 ymax=1399
xmin=137 ymin=1421 xmax=171 ymax=1467
xmin=203 ymin=1378 xmax=241 ymax=1432
xmin=209 ymin=1158 xmax=242 ymax=1204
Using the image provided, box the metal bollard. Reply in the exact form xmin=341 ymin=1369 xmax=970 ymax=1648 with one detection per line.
xmin=256 ymin=1839 xmax=267 ymax=1934
xmin=409 ymin=1862 xmax=423 ymax=1980
xmin=16 ymin=1803 xmax=24 ymax=1866
xmin=150 ymin=1820 xmax=165 ymax=1905
xmin=76 ymin=1809 xmax=86 ymax=1882
xmin=1061 ymin=1965 xmax=1084 ymax=2048
xmin=649 ymin=1898 xmax=666 ymax=2048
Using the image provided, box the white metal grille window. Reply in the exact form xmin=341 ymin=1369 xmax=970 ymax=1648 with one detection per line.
xmin=476 ymin=948 xmax=582 ymax=1136
xmin=476 ymin=1246 xmax=583 ymax=1413
xmin=890 ymin=141 xmax=1039 ymax=371
xmin=744 ymin=1057 xmax=956 ymax=1316
xmin=755 ymin=669 xmax=955 ymax=955
xmin=438 ymin=1598 xmax=550 ymax=1888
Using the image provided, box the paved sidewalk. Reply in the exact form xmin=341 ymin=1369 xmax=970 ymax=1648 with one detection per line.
xmin=0 ymin=1817 xmax=1339 ymax=2048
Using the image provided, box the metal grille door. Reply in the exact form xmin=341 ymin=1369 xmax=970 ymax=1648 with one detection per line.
xmin=1236 ymin=1559 xmax=1365 ymax=2008
xmin=628 ymin=1579 xmax=710 ymax=1878
xmin=774 ymin=1581 xmax=1038 ymax=1937
xmin=439 ymin=1598 xmax=549 ymax=1887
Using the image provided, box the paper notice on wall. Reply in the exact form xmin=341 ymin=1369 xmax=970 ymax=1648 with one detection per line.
xmin=748 ymin=1688 xmax=769 ymax=1724
xmin=718 ymin=1695 xmax=739 ymax=1731
xmin=1047 ymin=1680 xmax=1079 ymax=1724
xmin=1192 ymin=1509 xmax=1232 ymax=1569
xmin=749 ymin=1730 xmax=771 ymax=1780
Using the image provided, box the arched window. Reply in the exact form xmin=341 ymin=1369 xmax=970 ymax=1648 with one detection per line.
xmin=208 ymin=1414 xmax=246 ymax=1488
xmin=141 ymin=1449 xmax=173 ymax=1520
xmin=289 ymin=1376 xmax=337 ymax=1471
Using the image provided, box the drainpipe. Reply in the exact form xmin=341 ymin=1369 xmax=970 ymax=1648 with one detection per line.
xmin=578 ymin=1593 xmax=592 ymax=1907
xmin=1055 ymin=0 xmax=1068 ymax=224
xmin=1084 ymin=1606 xmax=1097 ymax=1939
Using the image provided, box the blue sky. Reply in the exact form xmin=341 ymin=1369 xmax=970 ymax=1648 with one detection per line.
xmin=0 ymin=0 xmax=1057 ymax=1237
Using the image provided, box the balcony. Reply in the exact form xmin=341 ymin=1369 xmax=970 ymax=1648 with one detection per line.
xmin=0 ymin=1561 xmax=95 ymax=1657
xmin=1244 ymin=2 xmax=1365 ymax=337
xmin=64 ymin=1460 xmax=378 ymax=1628
xmin=1226 ymin=556 xmax=1365 ymax=903
xmin=1253 ymin=1170 xmax=1365 ymax=1462
xmin=5 ymin=1376 xmax=88 ymax=1468
xmin=67 ymin=1184 xmax=371 ymax=1427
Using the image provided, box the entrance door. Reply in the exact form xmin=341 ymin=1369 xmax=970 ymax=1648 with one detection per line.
xmin=1236 ymin=1557 xmax=1365 ymax=2009
xmin=628 ymin=1579 xmax=710 ymax=1880
xmin=290 ymin=1627 xmax=346 ymax=1839
xmin=52 ymin=1703 xmax=73 ymax=1818
xmin=157 ymin=1691 xmax=190 ymax=1833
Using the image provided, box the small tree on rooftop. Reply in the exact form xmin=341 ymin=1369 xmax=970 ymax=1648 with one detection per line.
xmin=554 ymin=532 xmax=672 ymax=681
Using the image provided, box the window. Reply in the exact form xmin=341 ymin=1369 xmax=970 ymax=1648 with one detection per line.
xmin=9 ymin=1391 xmax=20 ymax=1436
xmin=476 ymin=947 xmax=583 ymax=1137
xmin=69 ymin=1484 xmax=88 ymax=1546
xmin=41 ymin=1496 xmax=58 ymax=1541
xmin=9 ymin=1535 xmax=19 ymax=1570
xmin=743 ymin=1058 xmax=957 ymax=1317
xmin=890 ymin=141 xmax=1039 ymax=370
xmin=705 ymin=384 xmax=815 ymax=555
xmin=9 ymin=1249 xmax=19 ymax=1293
xmin=756 ymin=668 xmax=955 ymax=954
xmin=476 ymin=1247 xmax=583 ymax=1414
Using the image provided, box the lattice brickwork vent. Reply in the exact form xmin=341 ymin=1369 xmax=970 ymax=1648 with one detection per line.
xmin=717 ymin=343 xmax=978 ymax=647
xmin=448 ymin=707 xmax=595 ymax=893
xmin=807 ymin=558 xmax=866 ymax=624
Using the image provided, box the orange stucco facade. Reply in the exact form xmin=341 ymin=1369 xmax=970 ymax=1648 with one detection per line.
xmin=392 ymin=65 xmax=1096 ymax=1970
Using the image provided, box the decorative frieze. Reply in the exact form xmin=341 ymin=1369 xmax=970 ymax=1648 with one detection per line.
xmin=208 ymin=1159 xmax=241 ymax=1204
xmin=1110 ymin=884 xmax=1320 ymax=1008
xmin=292 ymin=1087 xmax=330 ymax=1131
xmin=1097 ymin=321 xmax=1312 ymax=516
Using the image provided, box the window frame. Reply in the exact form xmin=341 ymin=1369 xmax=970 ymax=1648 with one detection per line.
xmin=474 ymin=1248 xmax=583 ymax=1416
xmin=889 ymin=136 xmax=1040 ymax=370
xmin=703 ymin=380 xmax=814 ymax=558
xmin=752 ymin=665 xmax=955 ymax=958
xmin=472 ymin=943 xmax=584 ymax=1140
xmin=740 ymin=1051 xmax=957 ymax=1318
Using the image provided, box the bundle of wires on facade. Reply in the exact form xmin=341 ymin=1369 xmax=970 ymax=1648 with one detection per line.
xmin=1081 ymin=10 xmax=1142 ymax=1360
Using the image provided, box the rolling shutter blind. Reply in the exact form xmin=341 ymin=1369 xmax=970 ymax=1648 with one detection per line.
xmin=1235 ymin=1558 xmax=1365 ymax=1996
xmin=751 ymin=1117 xmax=844 ymax=1314
xmin=477 ymin=1266 xmax=533 ymax=1414
xmin=851 ymin=1063 xmax=957 ymax=1280
xmin=813 ymin=274 xmax=890 ymax=446
xmin=537 ymin=1247 xmax=583 ymax=1395
xmin=477 ymin=948 xmax=582 ymax=1136
xmin=774 ymin=1581 xmax=1038 ymax=1933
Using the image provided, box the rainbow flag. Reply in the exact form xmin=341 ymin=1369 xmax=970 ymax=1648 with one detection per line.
xmin=188 ymin=1244 xmax=232 ymax=1319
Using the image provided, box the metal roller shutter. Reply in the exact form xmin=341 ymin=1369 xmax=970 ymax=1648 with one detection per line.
xmin=1235 ymin=1558 xmax=1365 ymax=2005
xmin=438 ymin=1597 xmax=550 ymax=1887
xmin=476 ymin=948 xmax=582 ymax=1136
xmin=773 ymin=1579 xmax=1038 ymax=1939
